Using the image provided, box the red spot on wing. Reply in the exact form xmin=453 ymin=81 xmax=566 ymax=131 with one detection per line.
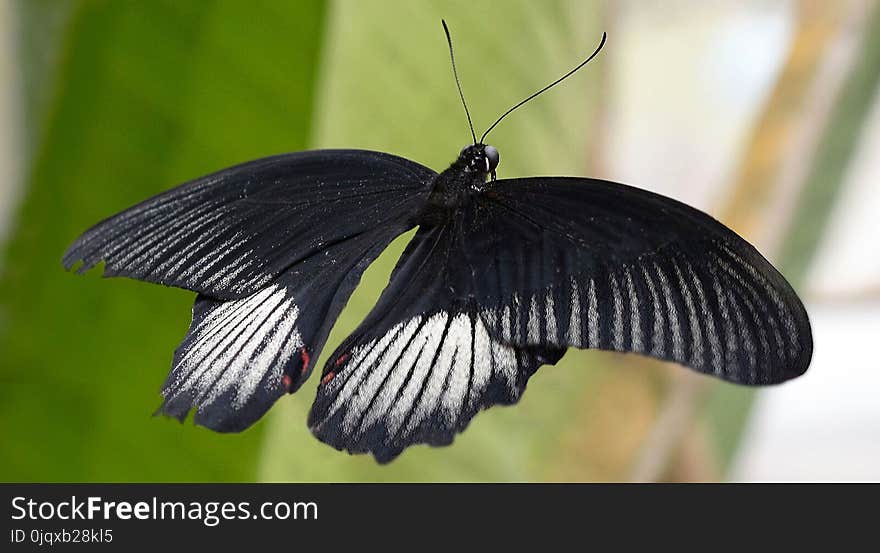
xmin=299 ymin=347 xmax=311 ymax=375
xmin=321 ymin=352 xmax=350 ymax=385
xmin=281 ymin=374 xmax=293 ymax=390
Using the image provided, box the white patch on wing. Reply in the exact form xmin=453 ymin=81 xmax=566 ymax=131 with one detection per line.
xmin=437 ymin=315 xmax=472 ymax=427
xmin=643 ymin=262 xmax=666 ymax=358
xmin=587 ymin=278 xmax=600 ymax=348
xmin=672 ymin=258 xmax=703 ymax=367
xmin=185 ymin=230 xmax=244 ymax=280
xmin=610 ymin=271 xmax=624 ymax=350
xmin=342 ymin=317 xmax=423 ymax=433
xmin=165 ymin=284 xmax=302 ymax=412
xmin=711 ymin=267 xmax=737 ymax=368
xmin=169 ymin=224 xmax=237 ymax=278
xmin=357 ymin=317 xmax=431 ymax=433
xmin=567 ymin=276 xmax=582 ymax=345
xmin=527 ymin=296 xmax=540 ymax=343
xmin=625 ymin=267 xmax=644 ymax=353
xmin=725 ymin=285 xmax=757 ymax=374
xmin=654 ymin=261 xmax=685 ymax=362
xmin=385 ymin=313 xmax=449 ymax=436
xmin=501 ymin=305 xmax=513 ymax=342
xmin=545 ymin=288 xmax=558 ymax=345
xmin=154 ymin=209 xmax=229 ymax=275
xmin=127 ymin=204 xmax=223 ymax=273
xmin=324 ymin=322 xmax=403 ymax=419
xmin=719 ymin=243 xmax=797 ymax=351
xmin=713 ymin=251 xmax=777 ymax=361
xmin=470 ymin=319 xmax=494 ymax=405
xmin=511 ymin=293 xmax=523 ymax=342
xmin=318 ymin=310 xmax=530 ymax=445
xmin=685 ymin=262 xmax=723 ymax=373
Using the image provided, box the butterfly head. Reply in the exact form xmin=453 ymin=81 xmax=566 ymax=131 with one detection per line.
xmin=442 ymin=21 xmax=606 ymax=182
xmin=459 ymin=143 xmax=500 ymax=181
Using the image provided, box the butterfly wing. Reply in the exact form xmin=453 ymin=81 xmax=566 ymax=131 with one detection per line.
xmin=159 ymin=224 xmax=408 ymax=432
xmin=309 ymin=221 xmax=566 ymax=462
xmin=64 ymin=149 xmax=436 ymax=431
xmin=63 ymin=149 xmax=436 ymax=299
xmin=471 ymin=177 xmax=812 ymax=384
xmin=309 ymin=176 xmax=812 ymax=462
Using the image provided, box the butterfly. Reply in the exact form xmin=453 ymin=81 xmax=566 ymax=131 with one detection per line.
xmin=63 ymin=22 xmax=812 ymax=463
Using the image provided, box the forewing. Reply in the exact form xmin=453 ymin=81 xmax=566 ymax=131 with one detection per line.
xmin=63 ymin=150 xmax=435 ymax=299
xmin=470 ymin=177 xmax=812 ymax=385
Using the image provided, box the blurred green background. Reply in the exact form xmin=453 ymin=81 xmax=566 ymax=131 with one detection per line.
xmin=2 ymin=0 xmax=879 ymax=482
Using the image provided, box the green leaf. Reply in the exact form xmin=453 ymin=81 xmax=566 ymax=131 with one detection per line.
xmin=258 ymin=0 xmax=605 ymax=481
xmin=0 ymin=0 xmax=327 ymax=481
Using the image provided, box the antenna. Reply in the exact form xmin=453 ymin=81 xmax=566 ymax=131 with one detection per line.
xmin=442 ymin=20 xmax=478 ymax=145
xmin=480 ymin=32 xmax=607 ymax=143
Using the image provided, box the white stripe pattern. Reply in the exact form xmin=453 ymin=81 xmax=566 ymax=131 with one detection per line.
xmin=164 ymin=284 xmax=302 ymax=412
xmin=317 ymin=311 xmax=524 ymax=446
xmin=625 ymin=267 xmax=644 ymax=353
xmin=610 ymin=272 xmax=625 ymax=351
xmin=567 ymin=276 xmax=582 ymax=344
xmin=437 ymin=247 xmax=806 ymax=386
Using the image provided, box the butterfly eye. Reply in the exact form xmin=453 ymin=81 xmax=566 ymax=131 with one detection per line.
xmin=484 ymin=145 xmax=500 ymax=171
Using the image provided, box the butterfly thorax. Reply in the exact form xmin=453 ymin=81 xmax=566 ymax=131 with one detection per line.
xmin=420 ymin=144 xmax=498 ymax=225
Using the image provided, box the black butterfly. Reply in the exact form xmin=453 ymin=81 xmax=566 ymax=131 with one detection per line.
xmin=63 ymin=23 xmax=812 ymax=463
